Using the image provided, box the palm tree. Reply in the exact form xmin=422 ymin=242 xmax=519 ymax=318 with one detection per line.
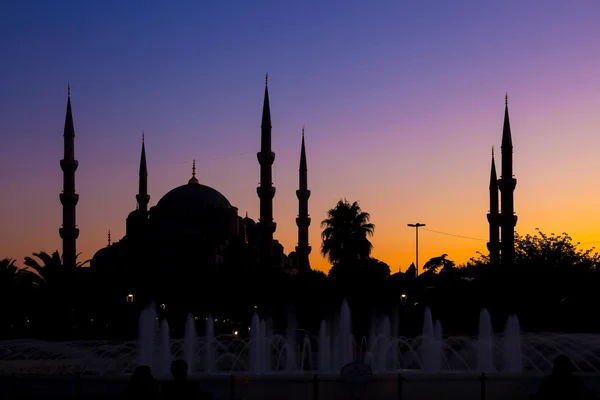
xmin=24 ymin=251 xmax=89 ymax=287
xmin=422 ymin=254 xmax=455 ymax=274
xmin=0 ymin=258 xmax=35 ymax=331
xmin=0 ymin=258 xmax=33 ymax=287
xmin=23 ymin=251 xmax=89 ymax=337
xmin=321 ymin=199 xmax=375 ymax=265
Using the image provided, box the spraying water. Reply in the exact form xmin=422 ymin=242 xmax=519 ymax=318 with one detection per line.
xmin=477 ymin=309 xmax=495 ymax=373
xmin=160 ymin=320 xmax=171 ymax=376
xmin=250 ymin=313 xmax=262 ymax=373
xmin=125 ymin=302 xmax=536 ymax=376
xmin=503 ymin=315 xmax=524 ymax=373
xmin=420 ymin=307 xmax=436 ymax=372
xmin=183 ymin=314 xmax=197 ymax=373
xmin=137 ymin=304 xmax=157 ymax=367
xmin=205 ymin=316 xmax=215 ymax=374
xmin=338 ymin=299 xmax=353 ymax=368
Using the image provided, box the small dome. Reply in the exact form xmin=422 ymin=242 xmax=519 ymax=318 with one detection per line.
xmin=155 ymin=182 xmax=231 ymax=216
xmin=127 ymin=209 xmax=144 ymax=220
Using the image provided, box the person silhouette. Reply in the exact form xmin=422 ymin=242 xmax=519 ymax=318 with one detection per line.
xmin=126 ymin=365 xmax=161 ymax=400
xmin=163 ymin=359 xmax=213 ymax=400
xmin=533 ymin=355 xmax=593 ymax=400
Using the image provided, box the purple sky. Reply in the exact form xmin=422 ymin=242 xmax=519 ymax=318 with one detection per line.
xmin=1 ymin=1 xmax=600 ymax=272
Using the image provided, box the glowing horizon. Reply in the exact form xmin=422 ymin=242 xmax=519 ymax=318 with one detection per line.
xmin=2 ymin=1 xmax=600 ymax=273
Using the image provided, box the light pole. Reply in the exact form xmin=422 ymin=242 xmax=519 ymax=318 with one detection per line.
xmin=407 ymin=223 xmax=426 ymax=277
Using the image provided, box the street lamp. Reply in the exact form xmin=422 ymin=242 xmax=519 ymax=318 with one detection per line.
xmin=407 ymin=223 xmax=426 ymax=277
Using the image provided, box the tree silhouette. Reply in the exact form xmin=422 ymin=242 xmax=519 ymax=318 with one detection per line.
xmin=321 ymin=199 xmax=375 ymax=265
xmin=23 ymin=251 xmax=89 ymax=337
xmin=0 ymin=258 xmax=34 ymax=333
xmin=514 ymin=229 xmax=599 ymax=271
xmin=0 ymin=258 xmax=32 ymax=287
xmin=422 ymin=254 xmax=455 ymax=274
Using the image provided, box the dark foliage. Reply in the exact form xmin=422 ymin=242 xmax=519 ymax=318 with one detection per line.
xmin=2 ymin=206 xmax=600 ymax=338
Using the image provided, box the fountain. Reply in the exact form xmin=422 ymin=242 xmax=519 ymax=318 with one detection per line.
xmin=477 ymin=309 xmax=495 ymax=373
xmin=205 ymin=316 xmax=215 ymax=374
xmin=159 ymin=320 xmax=171 ymax=377
xmin=504 ymin=314 xmax=524 ymax=373
xmin=137 ymin=304 xmax=157 ymax=367
xmin=183 ymin=314 xmax=196 ymax=373
xmin=318 ymin=320 xmax=330 ymax=373
xmin=420 ymin=307 xmax=438 ymax=372
xmin=3 ymin=301 xmax=600 ymax=376
xmin=249 ymin=313 xmax=262 ymax=374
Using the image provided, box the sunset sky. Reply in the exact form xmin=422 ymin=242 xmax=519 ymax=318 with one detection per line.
xmin=1 ymin=1 xmax=600 ymax=273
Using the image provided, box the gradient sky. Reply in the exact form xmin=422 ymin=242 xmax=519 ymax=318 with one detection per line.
xmin=2 ymin=1 xmax=600 ymax=273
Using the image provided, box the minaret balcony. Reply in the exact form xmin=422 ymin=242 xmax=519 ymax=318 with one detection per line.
xmin=59 ymin=192 xmax=79 ymax=205
xmin=296 ymin=217 xmax=311 ymax=227
xmin=59 ymin=227 xmax=80 ymax=240
xmin=136 ymin=194 xmax=150 ymax=204
xmin=256 ymin=186 xmax=276 ymax=198
xmin=295 ymin=245 xmax=312 ymax=255
xmin=296 ymin=189 xmax=311 ymax=200
xmin=498 ymin=177 xmax=517 ymax=191
xmin=258 ymin=220 xmax=277 ymax=233
xmin=486 ymin=242 xmax=499 ymax=252
xmin=257 ymin=151 xmax=275 ymax=165
xmin=60 ymin=159 xmax=79 ymax=171
xmin=486 ymin=213 xmax=499 ymax=223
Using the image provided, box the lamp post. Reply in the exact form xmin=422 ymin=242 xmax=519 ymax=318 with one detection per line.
xmin=407 ymin=223 xmax=426 ymax=277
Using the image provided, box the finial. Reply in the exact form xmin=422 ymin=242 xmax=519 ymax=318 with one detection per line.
xmin=68 ymin=84 xmax=71 ymax=98
xmin=505 ymin=93 xmax=508 ymax=106
xmin=142 ymin=131 xmax=144 ymax=143
xmin=302 ymin=125 xmax=305 ymax=138
xmin=188 ymin=159 xmax=199 ymax=184
xmin=108 ymin=230 xmax=111 ymax=246
xmin=265 ymin=73 xmax=268 ymax=86
xmin=492 ymin=146 xmax=494 ymax=157
xmin=245 ymin=211 xmax=248 ymax=218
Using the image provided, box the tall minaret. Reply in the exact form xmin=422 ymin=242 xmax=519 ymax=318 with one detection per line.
xmin=136 ymin=132 xmax=150 ymax=213
xmin=486 ymin=147 xmax=500 ymax=265
xmin=498 ymin=94 xmax=518 ymax=266
xmin=256 ymin=74 xmax=277 ymax=265
xmin=295 ymin=127 xmax=311 ymax=272
xmin=59 ymin=85 xmax=80 ymax=268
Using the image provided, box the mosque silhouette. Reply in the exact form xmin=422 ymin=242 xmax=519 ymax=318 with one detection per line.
xmin=59 ymin=78 xmax=518 ymax=292
xmin=58 ymin=76 xmax=312 ymax=286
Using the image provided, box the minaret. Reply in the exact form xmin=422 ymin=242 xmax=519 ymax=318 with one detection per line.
xmin=295 ymin=127 xmax=312 ymax=272
xmin=486 ymin=147 xmax=500 ymax=265
xmin=256 ymin=74 xmax=277 ymax=266
xmin=59 ymin=85 xmax=80 ymax=268
xmin=136 ymin=132 xmax=150 ymax=212
xmin=498 ymin=94 xmax=518 ymax=266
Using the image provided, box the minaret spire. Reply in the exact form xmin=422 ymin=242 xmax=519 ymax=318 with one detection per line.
xmin=59 ymin=84 xmax=80 ymax=269
xmin=108 ymin=230 xmax=112 ymax=246
xmin=136 ymin=132 xmax=150 ymax=212
xmin=296 ymin=126 xmax=311 ymax=272
xmin=498 ymin=95 xmax=518 ymax=266
xmin=256 ymin=74 xmax=277 ymax=266
xmin=487 ymin=147 xmax=500 ymax=265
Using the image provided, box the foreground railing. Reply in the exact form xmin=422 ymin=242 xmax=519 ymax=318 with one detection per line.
xmin=1 ymin=372 xmax=599 ymax=400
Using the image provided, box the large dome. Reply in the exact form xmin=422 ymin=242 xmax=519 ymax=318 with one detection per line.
xmin=155 ymin=182 xmax=231 ymax=215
